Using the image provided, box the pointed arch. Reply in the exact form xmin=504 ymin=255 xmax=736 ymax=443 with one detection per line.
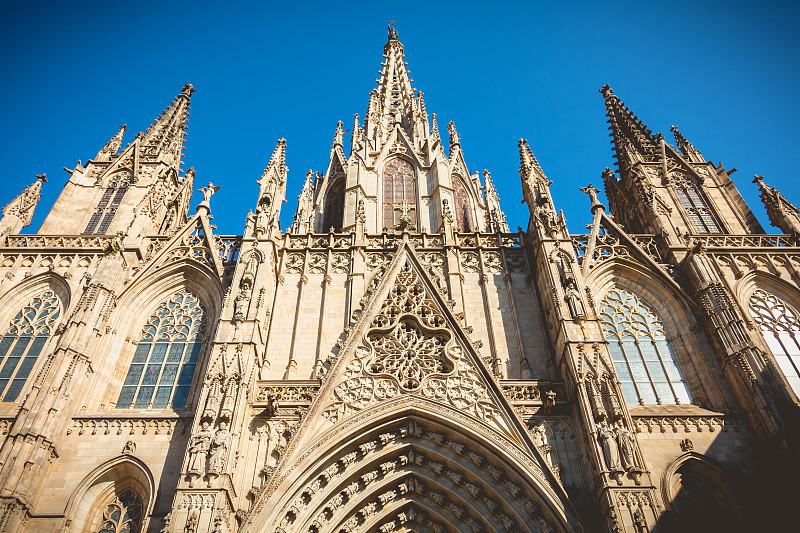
xmin=245 ymin=407 xmax=581 ymax=533
xmin=0 ymin=272 xmax=70 ymax=403
xmin=738 ymin=274 xmax=800 ymax=396
xmin=452 ymin=176 xmax=474 ymax=232
xmin=587 ymin=262 xmax=718 ymax=407
xmin=323 ymin=176 xmax=345 ymax=231
xmin=84 ymin=171 xmax=131 ymax=234
xmin=660 ymin=452 xmax=741 ymax=533
xmin=382 ymin=158 xmax=416 ymax=230
xmin=115 ymin=289 xmax=207 ymax=409
xmin=106 ymin=261 xmax=223 ymax=410
xmin=63 ymin=455 xmax=155 ymax=533
xmin=670 ymin=172 xmax=722 ymax=234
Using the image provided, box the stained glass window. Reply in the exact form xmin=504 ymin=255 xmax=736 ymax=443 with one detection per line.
xmin=116 ymin=290 xmax=206 ymax=410
xmin=453 ymin=177 xmax=473 ymax=232
xmin=672 ymin=173 xmax=722 ymax=234
xmin=749 ymin=288 xmax=800 ymax=395
xmin=599 ymin=288 xmax=691 ymax=405
xmin=323 ymin=178 xmax=345 ymax=231
xmin=382 ymin=159 xmax=416 ymax=230
xmin=84 ymin=172 xmax=130 ymax=234
xmin=0 ymin=290 xmax=61 ymax=402
xmin=96 ymin=488 xmax=143 ymax=533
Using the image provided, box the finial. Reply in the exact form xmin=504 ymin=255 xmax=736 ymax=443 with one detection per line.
xmin=387 ymin=20 xmax=398 ymax=41
xmin=599 ymin=84 xmax=614 ymax=98
xmin=753 ymin=174 xmax=765 ymax=184
xmin=579 ymin=183 xmax=605 ymax=214
xmin=332 ymin=120 xmax=346 ymax=147
xmin=181 ymin=83 xmax=196 ymax=97
xmin=36 ymin=173 xmax=47 ymax=183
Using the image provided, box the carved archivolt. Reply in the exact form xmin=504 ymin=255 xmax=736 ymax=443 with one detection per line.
xmin=264 ymin=418 xmax=558 ymax=533
xmin=322 ymin=261 xmax=497 ymax=424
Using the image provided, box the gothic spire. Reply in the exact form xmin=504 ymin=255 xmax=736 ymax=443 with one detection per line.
xmin=364 ymin=23 xmax=422 ymax=149
xmin=0 ymin=173 xmax=47 ymax=238
xmin=518 ymin=138 xmax=548 ymax=185
xmin=291 ymin=170 xmax=316 ymax=234
xmin=95 ymin=124 xmax=127 ymax=162
xmin=483 ymin=170 xmax=509 ymax=232
xmin=753 ymin=174 xmax=800 ymax=237
xmin=254 ymin=138 xmax=288 ymax=238
xmin=141 ymin=83 xmax=195 ymax=168
xmin=670 ymin=124 xmax=704 ymax=162
xmin=600 ymin=84 xmax=659 ymax=170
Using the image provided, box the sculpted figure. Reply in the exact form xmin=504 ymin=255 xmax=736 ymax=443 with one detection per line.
xmin=208 ymin=422 xmax=232 ymax=475
xmin=187 ymin=422 xmax=213 ymax=476
xmin=564 ymin=280 xmax=586 ymax=319
xmin=597 ymin=421 xmax=621 ymax=471
xmin=616 ymin=422 xmax=639 ymax=471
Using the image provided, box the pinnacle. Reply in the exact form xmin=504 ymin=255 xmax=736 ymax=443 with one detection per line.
xmin=600 ymin=85 xmax=659 ymax=168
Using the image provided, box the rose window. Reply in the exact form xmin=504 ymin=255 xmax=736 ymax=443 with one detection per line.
xmin=367 ymin=319 xmax=453 ymax=390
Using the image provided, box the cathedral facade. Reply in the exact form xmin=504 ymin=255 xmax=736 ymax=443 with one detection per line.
xmin=0 ymin=27 xmax=797 ymax=533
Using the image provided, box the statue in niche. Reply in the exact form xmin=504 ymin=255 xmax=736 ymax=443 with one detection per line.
xmin=530 ymin=422 xmax=553 ymax=466
xmin=187 ymin=421 xmax=213 ymax=484
xmin=208 ymin=422 xmax=232 ymax=477
xmin=564 ymin=280 xmax=586 ymax=320
xmin=233 ymin=282 xmax=252 ymax=322
xmin=597 ymin=421 xmax=621 ymax=471
xmin=616 ymin=422 xmax=639 ymax=471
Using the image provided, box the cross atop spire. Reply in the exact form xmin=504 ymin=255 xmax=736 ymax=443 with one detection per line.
xmin=600 ymin=84 xmax=659 ymax=170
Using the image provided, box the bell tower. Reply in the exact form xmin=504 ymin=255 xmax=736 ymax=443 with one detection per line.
xmin=38 ymin=84 xmax=195 ymax=238
xmin=599 ymin=84 xmax=763 ymax=243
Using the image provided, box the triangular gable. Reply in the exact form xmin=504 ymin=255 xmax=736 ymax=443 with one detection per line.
xmin=377 ymin=126 xmax=424 ymax=167
xmin=272 ymin=240 xmax=559 ymax=486
xmin=132 ymin=214 xmax=224 ymax=280
xmin=588 ymin=213 xmax=699 ymax=313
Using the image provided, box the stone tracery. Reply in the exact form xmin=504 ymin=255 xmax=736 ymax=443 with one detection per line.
xmin=322 ymin=256 xmax=498 ymax=424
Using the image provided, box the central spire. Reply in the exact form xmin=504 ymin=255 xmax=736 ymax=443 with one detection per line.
xmin=362 ymin=23 xmax=429 ymax=151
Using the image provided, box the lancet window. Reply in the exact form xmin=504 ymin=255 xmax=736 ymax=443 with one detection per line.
xmin=323 ymin=177 xmax=345 ymax=231
xmin=0 ymin=290 xmax=61 ymax=402
xmin=599 ymin=287 xmax=691 ymax=405
xmin=382 ymin=158 xmax=416 ymax=230
xmin=453 ymin=177 xmax=473 ymax=232
xmin=672 ymin=174 xmax=722 ymax=234
xmin=116 ymin=290 xmax=207 ymax=410
xmin=748 ymin=288 xmax=800 ymax=395
xmin=84 ymin=172 xmax=130 ymax=234
xmin=95 ymin=488 xmax=143 ymax=533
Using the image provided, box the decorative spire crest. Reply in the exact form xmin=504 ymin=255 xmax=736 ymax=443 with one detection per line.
xmin=600 ymin=84 xmax=659 ymax=170
xmin=483 ymin=170 xmax=509 ymax=232
xmin=447 ymin=121 xmax=460 ymax=153
xmin=0 ymin=173 xmax=47 ymax=236
xmin=291 ymin=170 xmax=316 ymax=234
xmin=140 ymin=83 xmax=194 ymax=169
xmin=670 ymin=124 xmax=703 ymax=162
xmin=753 ymin=174 xmax=800 ymax=237
xmin=96 ymin=124 xmax=127 ymax=162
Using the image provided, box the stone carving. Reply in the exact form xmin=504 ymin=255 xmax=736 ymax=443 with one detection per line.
xmin=122 ymin=440 xmax=136 ymax=455
xmin=616 ymin=422 xmax=639 ymax=472
xmin=597 ymin=421 xmax=622 ymax=472
xmin=322 ymin=258 xmax=499 ymax=424
xmin=208 ymin=422 xmax=232 ymax=477
xmin=187 ymin=421 xmax=213 ymax=484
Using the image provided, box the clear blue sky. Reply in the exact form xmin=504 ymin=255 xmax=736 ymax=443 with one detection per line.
xmin=1 ymin=1 xmax=798 ymax=235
